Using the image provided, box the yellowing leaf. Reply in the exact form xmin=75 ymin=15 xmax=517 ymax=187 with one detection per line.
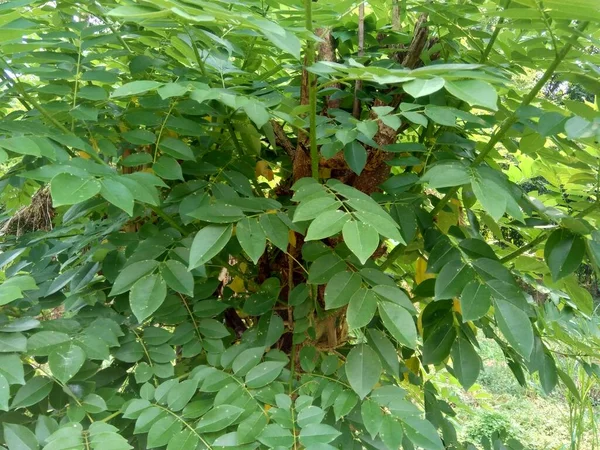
xmin=406 ymin=356 xmax=420 ymax=375
xmin=229 ymin=276 xmax=246 ymax=293
xmin=255 ymin=160 xmax=274 ymax=180
xmin=452 ymin=298 xmax=462 ymax=314
xmin=319 ymin=167 xmax=331 ymax=179
xmin=436 ymin=198 xmax=460 ymax=233
xmin=415 ymin=257 xmax=433 ymax=284
xmin=288 ymin=230 xmax=296 ymax=248
xmin=78 ymin=151 xmax=91 ymax=159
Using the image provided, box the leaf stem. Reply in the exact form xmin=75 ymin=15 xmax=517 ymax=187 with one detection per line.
xmin=480 ymin=0 xmax=511 ymax=63
xmin=149 ymin=205 xmax=186 ymax=234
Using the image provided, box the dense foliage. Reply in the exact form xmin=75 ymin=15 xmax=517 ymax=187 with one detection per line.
xmin=0 ymin=0 xmax=599 ymax=448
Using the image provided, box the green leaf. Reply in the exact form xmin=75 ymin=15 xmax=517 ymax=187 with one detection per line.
xmin=160 ymin=260 xmax=194 ymax=296
xmin=48 ymin=344 xmax=85 ymax=383
xmin=361 ymin=398 xmax=383 ymax=439
xmin=258 ymin=424 xmax=294 ymax=448
xmin=422 ymin=162 xmax=470 ymax=189
xmin=305 ymin=210 xmax=350 ymax=241
xmin=236 ymin=217 xmax=267 ymax=264
xmin=0 ymin=137 xmax=41 ymax=156
xmin=402 ymin=417 xmax=444 ymax=450
xmin=0 ymin=374 xmax=7 ymax=411
xmin=293 ymin=197 xmax=341 ymax=222
xmin=372 ymin=285 xmax=416 ymax=314
xmin=112 ymin=81 xmax=162 ymax=98
xmin=83 ymin=394 xmax=107 ymax=413
xmin=347 ymin=288 xmax=377 ymax=330
xmin=50 ymin=173 xmax=101 ymax=207
xmin=333 ymin=390 xmax=358 ymax=420
xmin=232 ymin=347 xmax=264 ymax=376
xmin=262 ymin=28 xmax=301 ymax=59
xmin=195 ymin=405 xmax=243 ymax=433
xmin=0 ymin=276 xmax=37 ymax=306
xmin=343 ymin=220 xmax=379 ymax=265
xmin=494 ymin=299 xmax=534 ymax=359
xmin=367 ymin=329 xmax=400 ymax=376
xmin=154 ymin=156 xmax=183 ymax=180
xmin=434 ymin=260 xmax=474 ymax=300
xmin=166 ymin=429 xmax=199 ymax=450
xmin=460 ymin=281 xmax=491 ymax=321
xmin=445 ymin=79 xmax=498 ymax=110
xmin=4 ymin=423 xmax=39 ymax=450
xmin=379 ymin=301 xmax=417 ymax=348
xmin=158 ymin=137 xmax=195 ymax=161
xmin=324 ymin=271 xmax=362 ymax=310
xmin=109 ymin=260 xmax=159 ymax=296
xmin=0 ymin=333 xmax=27 ymax=353
xmin=423 ymin=319 xmax=456 ymax=365
xmin=129 ymin=274 xmax=167 ymax=322
xmin=245 ymin=361 xmax=286 ymax=388
xmin=451 ymin=336 xmax=481 ymax=390
xmin=307 ymin=253 xmax=346 ymax=285
xmin=189 ymin=225 xmax=233 ymax=269
xmin=167 ymin=380 xmax=198 ymax=412
xmin=299 ymin=423 xmax=341 ymax=446
xmin=147 ymin=416 xmax=180 ymax=448
xmin=157 ymin=82 xmax=190 ymax=100
xmin=471 ymin=173 xmax=507 ymax=221
xmin=353 ymin=210 xmax=404 ymax=243
xmin=100 ymin=178 xmax=135 ymax=216
xmin=403 ymin=77 xmax=445 ymax=98
xmin=380 ymin=415 xmax=403 ymax=450
xmin=356 ymin=120 xmax=378 ymax=140
xmin=12 ymin=377 xmax=53 ymax=409
xmin=297 ymin=406 xmax=325 ymax=428
xmin=345 ymin=344 xmax=381 ymax=399
xmin=544 ymin=229 xmax=585 ymax=282
xmin=380 ymin=114 xmax=402 ymax=130
xmin=424 ymin=105 xmax=456 ymax=126
xmin=260 ymin=214 xmax=289 ymax=251
xmin=344 ymin=141 xmax=367 ymax=175
xmin=237 ymin=411 xmax=268 ymax=444
xmin=243 ymin=99 xmax=270 ymax=128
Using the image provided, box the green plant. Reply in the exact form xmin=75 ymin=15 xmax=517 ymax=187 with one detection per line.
xmin=464 ymin=411 xmax=515 ymax=445
xmin=0 ymin=0 xmax=599 ymax=449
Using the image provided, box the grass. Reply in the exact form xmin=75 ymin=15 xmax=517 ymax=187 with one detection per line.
xmin=447 ymin=338 xmax=599 ymax=449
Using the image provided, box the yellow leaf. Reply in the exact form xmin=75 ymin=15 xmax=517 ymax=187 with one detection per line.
xmin=415 ymin=257 xmax=433 ymax=284
xmin=78 ymin=151 xmax=91 ymax=160
xmin=436 ymin=198 xmax=460 ymax=234
xmin=118 ymin=122 xmax=128 ymax=133
xmin=319 ymin=167 xmax=331 ymax=179
xmin=228 ymin=276 xmax=246 ymax=293
xmin=452 ymin=298 xmax=462 ymax=314
xmin=255 ymin=160 xmax=274 ymax=181
xmin=288 ymin=230 xmax=296 ymax=248
xmin=406 ymin=356 xmax=420 ymax=375
xmin=239 ymin=262 xmax=247 ymax=274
